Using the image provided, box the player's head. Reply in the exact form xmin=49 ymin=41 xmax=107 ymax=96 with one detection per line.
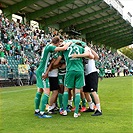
xmin=51 ymin=36 xmax=60 ymax=46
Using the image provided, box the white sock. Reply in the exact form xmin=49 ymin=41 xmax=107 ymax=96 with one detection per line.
xmin=96 ymin=103 xmax=101 ymax=112
xmin=52 ymin=103 xmax=56 ymax=108
xmin=40 ymin=111 xmax=44 ymax=115
xmin=48 ymin=106 xmax=52 ymax=111
xmin=48 ymin=103 xmax=56 ymax=111
xmin=88 ymin=101 xmax=94 ymax=110
xmin=68 ymin=100 xmax=72 ymax=106
xmin=35 ymin=109 xmax=39 ymax=112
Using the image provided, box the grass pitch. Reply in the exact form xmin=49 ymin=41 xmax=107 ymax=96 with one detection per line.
xmin=0 ymin=76 xmax=132 ymax=133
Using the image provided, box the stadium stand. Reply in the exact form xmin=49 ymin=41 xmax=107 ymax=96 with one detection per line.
xmin=0 ymin=0 xmax=133 ymax=87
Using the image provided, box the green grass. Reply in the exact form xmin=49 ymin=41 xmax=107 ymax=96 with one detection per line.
xmin=0 ymin=76 xmax=132 ymax=133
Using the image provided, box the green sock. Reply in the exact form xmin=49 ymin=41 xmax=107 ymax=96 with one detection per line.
xmin=34 ymin=92 xmax=42 ymax=110
xmin=73 ymin=96 xmax=75 ymax=106
xmin=40 ymin=94 xmax=49 ymax=112
xmin=82 ymin=98 xmax=86 ymax=107
xmin=75 ymin=93 xmax=80 ymax=114
xmin=63 ymin=91 xmax=68 ymax=110
xmin=90 ymin=93 xmax=96 ymax=105
xmin=58 ymin=93 xmax=63 ymax=108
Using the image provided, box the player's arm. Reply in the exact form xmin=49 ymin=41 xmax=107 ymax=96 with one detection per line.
xmin=42 ymin=59 xmax=56 ymax=79
xmin=91 ymin=49 xmax=99 ymax=60
xmin=54 ymin=41 xmax=72 ymax=52
xmin=52 ymin=56 xmax=63 ymax=69
xmin=53 ymin=55 xmax=62 ymax=66
xmin=71 ymin=51 xmax=94 ymax=59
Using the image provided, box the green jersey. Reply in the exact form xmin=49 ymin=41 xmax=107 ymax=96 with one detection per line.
xmin=36 ymin=44 xmax=56 ymax=74
xmin=111 ymin=68 xmax=115 ymax=74
xmin=99 ymin=67 xmax=105 ymax=77
xmin=0 ymin=51 xmax=5 ymax=57
xmin=5 ymin=44 xmax=11 ymax=51
xmin=63 ymin=43 xmax=85 ymax=72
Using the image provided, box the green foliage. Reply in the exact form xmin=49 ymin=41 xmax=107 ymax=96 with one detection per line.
xmin=0 ymin=77 xmax=132 ymax=133
xmin=119 ymin=47 xmax=133 ymax=60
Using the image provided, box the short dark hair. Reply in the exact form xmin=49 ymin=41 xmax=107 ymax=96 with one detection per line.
xmin=51 ymin=36 xmax=60 ymax=44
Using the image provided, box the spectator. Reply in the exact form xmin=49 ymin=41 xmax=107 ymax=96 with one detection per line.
xmin=0 ymin=43 xmax=5 ymax=64
xmin=5 ymin=41 xmax=12 ymax=56
xmin=111 ymin=67 xmax=116 ymax=77
xmin=14 ymin=47 xmax=20 ymax=60
xmin=29 ymin=65 xmax=36 ymax=85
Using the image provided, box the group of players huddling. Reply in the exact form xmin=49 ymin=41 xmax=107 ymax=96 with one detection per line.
xmin=34 ymin=36 xmax=102 ymax=118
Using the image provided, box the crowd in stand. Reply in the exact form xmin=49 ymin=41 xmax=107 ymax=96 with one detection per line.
xmin=0 ymin=13 xmax=133 ymax=82
xmin=91 ymin=45 xmax=133 ymax=79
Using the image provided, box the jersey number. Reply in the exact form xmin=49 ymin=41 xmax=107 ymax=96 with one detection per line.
xmin=68 ymin=46 xmax=80 ymax=57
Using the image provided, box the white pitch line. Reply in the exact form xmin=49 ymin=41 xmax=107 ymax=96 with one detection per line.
xmin=1 ymin=88 xmax=36 ymax=94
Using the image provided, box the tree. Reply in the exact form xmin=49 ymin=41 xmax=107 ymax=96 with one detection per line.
xmin=119 ymin=46 xmax=133 ymax=60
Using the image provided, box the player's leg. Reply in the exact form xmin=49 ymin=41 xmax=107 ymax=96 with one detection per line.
xmin=91 ymin=92 xmax=102 ymax=116
xmin=62 ymin=71 xmax=74 ymax=116
xmin=62 ymin=86 xmax=69 ymax=116
xmin=34 ymin=88 xmax=43 ymax=116
xmin=34 ymin=71 xmax=44 ymax=116
xmin=67 ymin=89 xmax=73 ymax=111
xmin=48 ymin=90 xmax=58 ymax=114
xmin=39 ymin=78 xmax=52 ymax=118
xmin=84 ymin=92 xmax=95 ymax=112
xmin=48 ymin=77 xmax=59 ymax=114
xmin=89 ymin=72 xmax=102 ymax=116
xmin=74 ymin=88 xmax=81 ymax=118
xmin=74 ymin=71 xmax=85 ymax=117
xmin=58 ymin=75 xmax=64 ymax=113
xmin=83 ymin=74 xmax=95 ymax=112
xmin=80 ymin=89 xmax=86 ymax=112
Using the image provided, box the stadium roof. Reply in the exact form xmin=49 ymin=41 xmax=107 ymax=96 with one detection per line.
xmin=0 ymin=0 xmax=133 ymax=49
